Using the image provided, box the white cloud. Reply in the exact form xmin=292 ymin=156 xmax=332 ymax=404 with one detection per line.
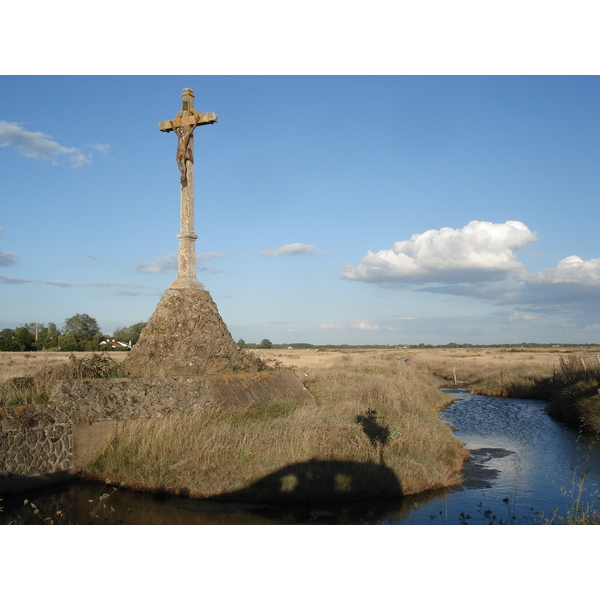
xmin=0 ymin=121 xmax=107 ymax=167
xmin=343 ymin=220 xmax=600 ymax=319
xmin=318 ymin=323 xmax=344 ymax=330
xmin=89 ymin=143 xmax=111 ymax=154
xmin=349 ymin=319 xmax=381 ymax=330
xmin=134 ymin=252 xmax=229 ymax=273
xmin=260 ymin=243 xmax=325 ymax=257
xmin=134 ymin=253 xmax=178 ymax=274
xmin=525 ymin=256 xmax=600 ymax=285
xmin=343 ymin=221 xmax=536 ymax=284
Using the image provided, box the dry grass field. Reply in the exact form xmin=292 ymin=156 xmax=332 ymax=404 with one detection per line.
xmin=0 ymin=351 xmax=128 ymax=383
xmin=253 ymin=345 xmax=594 ymax=396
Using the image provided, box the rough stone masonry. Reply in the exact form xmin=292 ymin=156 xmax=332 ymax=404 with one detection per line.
xmin=124 ymin=287 xmax=262 ymax=377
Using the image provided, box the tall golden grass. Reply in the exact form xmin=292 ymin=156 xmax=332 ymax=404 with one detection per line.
xmin=84 ymin=349 xmax=468 ymax=501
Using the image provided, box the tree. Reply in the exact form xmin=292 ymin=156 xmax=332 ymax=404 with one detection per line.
xmin=237 ymin=338 xmax=246 ymax=348
xmin=44 ymin=322 xmax=60 ymax=348
xmin=13 ymin=326 xmax=35 ymax=351
xmin=63 ymin=313 xmax=101 ymax=341
xmin=113 ymin=322 xmax=147 ymax=345
xmin=260 ymin=338 xmax=273 ymax=349
xmin=0 ymin=328 xmax=19 ymax=351
xmin=58 ymin=333 xmax=81 ymax=352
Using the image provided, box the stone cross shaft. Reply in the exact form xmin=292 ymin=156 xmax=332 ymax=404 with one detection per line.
xmin=159 ymin=88 xmax=218 ymax=290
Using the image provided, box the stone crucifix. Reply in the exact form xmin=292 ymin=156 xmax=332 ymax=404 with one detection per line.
xmin=159 ymin=88 xmax=218 ymax=290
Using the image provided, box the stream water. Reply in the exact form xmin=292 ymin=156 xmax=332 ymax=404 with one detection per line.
xmin=2 ymin=387 xmax=599 ymax=525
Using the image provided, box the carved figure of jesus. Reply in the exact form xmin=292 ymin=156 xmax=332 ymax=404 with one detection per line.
xmin=174 ymin=122 xmax=197 ymax=186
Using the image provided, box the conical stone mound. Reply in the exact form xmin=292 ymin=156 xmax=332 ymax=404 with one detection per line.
xmin=123 ymin=288 xmax=264 ymax=377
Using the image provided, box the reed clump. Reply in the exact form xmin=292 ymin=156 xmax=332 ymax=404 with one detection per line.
xmin=546 ymin=356 xmax=600 ymax=433
xmin=84 ymin=349 xmax=468 ymax=502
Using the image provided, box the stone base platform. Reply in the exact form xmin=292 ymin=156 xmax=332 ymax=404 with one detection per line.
xmin=123 ymin=288 xmax=263 ymax=377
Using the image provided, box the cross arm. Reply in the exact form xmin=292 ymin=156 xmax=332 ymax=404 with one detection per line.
xmin=159 ymin=111 xmax=218 ymax=133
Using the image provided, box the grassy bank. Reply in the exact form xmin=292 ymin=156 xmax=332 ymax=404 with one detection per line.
xmin=406 ymin=347 xmax=600 ymax=434
xmin=84 ymin=349 xmax=468 ymax=502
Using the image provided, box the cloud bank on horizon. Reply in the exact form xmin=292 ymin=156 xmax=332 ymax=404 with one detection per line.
xmin=343 ymin=220 xmax=600 ymax=313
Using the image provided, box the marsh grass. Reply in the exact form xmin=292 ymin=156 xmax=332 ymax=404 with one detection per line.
xmin=84 ymin=349 xmax=468 ymax=501
xmin=406 ymin=347 xmax=559 ymax=396
xmin=546 ymin=356 xmax=600 ymax=432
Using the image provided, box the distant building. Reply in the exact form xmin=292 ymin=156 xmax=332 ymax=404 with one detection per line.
xmin=100 ymin=340 xmax=132 ymax=349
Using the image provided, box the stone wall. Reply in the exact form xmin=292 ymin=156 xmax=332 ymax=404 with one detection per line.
xmin=0 ymin=372 xmax=313 ymax=494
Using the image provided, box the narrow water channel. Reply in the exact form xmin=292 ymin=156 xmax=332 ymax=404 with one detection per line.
xmin=2 ymin=388 xmax=599 ymax=524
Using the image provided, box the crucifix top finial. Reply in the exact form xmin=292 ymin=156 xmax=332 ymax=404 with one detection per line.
xmin=158 ymin=88 xmax=218 ymax=187
xmin=181 ymin=88 xmax=194 ymax=112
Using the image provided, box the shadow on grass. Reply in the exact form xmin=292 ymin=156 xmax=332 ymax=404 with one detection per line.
xmin=208 ymin=458 xmax=403 ymax=505
xmin=355 ymin=407 xmax=392 ymax=465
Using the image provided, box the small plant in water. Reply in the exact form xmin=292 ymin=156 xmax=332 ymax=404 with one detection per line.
xmin=22 ymin=499 xmax=63 ymax=525
xmin=88 ymin=480 xmax=125 ymax=524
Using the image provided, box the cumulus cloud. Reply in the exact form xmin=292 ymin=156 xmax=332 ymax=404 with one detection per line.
xmin=343 ymin=220 xmax=600 ymax=319
xmin=134 ymin=252 xmax=229 ymax=274
xmin=343 ymin=221 xmax=536 ymax=284
xmin=0 ymin=121 xmax=109 ymax=167
xmin=260 ymin=243 xmax=326 ymax=257
xmin=525 ymin=256 xmax=600 ymax=285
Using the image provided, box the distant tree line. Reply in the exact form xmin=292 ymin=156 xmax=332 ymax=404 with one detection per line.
xmin=236 ymin=340 xmax=600 ymax=350
xmin=0 ymin=314 xmax=147 ymax=352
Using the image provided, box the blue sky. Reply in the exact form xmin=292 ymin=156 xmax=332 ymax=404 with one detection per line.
xmin=1 ymin=75 xmax=600 ymax=345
